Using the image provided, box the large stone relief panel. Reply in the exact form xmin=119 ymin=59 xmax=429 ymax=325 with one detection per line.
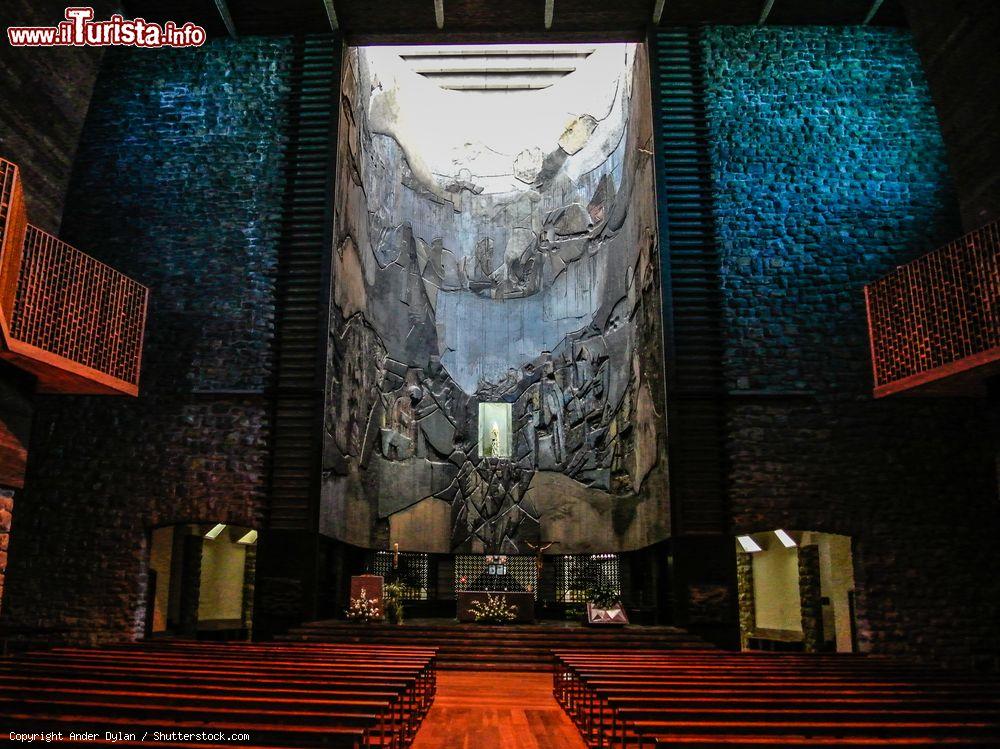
xmin=322 ymin=43 xmax=670 ymax=554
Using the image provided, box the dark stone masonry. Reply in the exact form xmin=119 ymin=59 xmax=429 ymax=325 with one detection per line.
xmin=704 ymin=27 xmax=999 ymax=668
xmin=1 ymin=38 xmax=291 ymax=644
xmin=704 ymin=27 xmax=959 ymax=395
xmin=0 ymin=0 xmax=118 ymax=232
xmin=0 ymin=489 xmax=12 ymax=612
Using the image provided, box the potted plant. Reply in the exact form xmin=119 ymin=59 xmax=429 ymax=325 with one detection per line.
xmin=383 ymin=581 xmax=405 ymax=625
xmin=585 ymin=580 xmax=628 ymax=626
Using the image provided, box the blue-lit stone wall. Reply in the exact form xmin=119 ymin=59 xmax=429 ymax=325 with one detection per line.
xmin=61 ymin=39 xmax=291 ymax=392
xmin=1 ymin=38 xmax=291 ymax=643
xmin=704 ymin=26 xmax=958 ymax=394
xmin=702 ymin=27 xmax=998 ymax=667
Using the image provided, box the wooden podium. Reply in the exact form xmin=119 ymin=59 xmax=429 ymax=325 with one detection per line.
xmin=350 ymin=574 xmax=384 ymax=620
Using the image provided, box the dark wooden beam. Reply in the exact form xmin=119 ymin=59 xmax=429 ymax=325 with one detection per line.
xmin=321 ymin=0 xmax=340 ymax=30
xmin=758 ymin=0 xmax=776 ymax=24
xmin=653 ymin=0 xmax=666 ymax=24
xmin=863 ymin=0 xmax=885 ymax=24
xmin=212 ymin=0 xmax=237 ymax=37
xmin=125 ymin=0 xmax=909 ymax=37
xmin=347 ymin=30 xmax=644 ymax=46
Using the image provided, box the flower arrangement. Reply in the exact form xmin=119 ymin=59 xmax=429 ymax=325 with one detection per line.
xmin=346 ymin=588 xmax=381 ymax=622
xmin=468 ymin=592 xmax=518 ymax=624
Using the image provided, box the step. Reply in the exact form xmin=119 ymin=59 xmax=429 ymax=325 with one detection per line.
xmin=277 ymin=620 xmax=713 ymax=670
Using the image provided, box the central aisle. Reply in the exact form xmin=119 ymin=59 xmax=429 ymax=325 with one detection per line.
xmin=411 ymin=670 xmax=587 ymax=749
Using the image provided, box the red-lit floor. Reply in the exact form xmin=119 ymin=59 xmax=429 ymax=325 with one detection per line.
xmin=411 ymin=670 xmax=587 ymax=749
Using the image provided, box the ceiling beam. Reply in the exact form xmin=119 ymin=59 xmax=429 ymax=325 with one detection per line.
xmin=652 ymin=0 xmax=666 ymax=25
xmin=758 ymin=0 xmax=776 ymax=25
xmin=862 ymin=0 xmax=885 ymax=24
xmin=212 ymin=0 xmax=237 ymax=38
xmin=545 ymin=0 xmax=554 ymax=30
xmin=321 ymin=0 xmax=339 ymax=31
xmin=434 ymin=0 xmax=444 ymax=29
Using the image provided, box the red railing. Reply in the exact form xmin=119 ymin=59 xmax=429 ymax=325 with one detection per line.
xmin=864 ymin=221 xmax=1000 ymax=398
xmin=0 ymin=160 xmax=27 ymax=329
xmin=0 ymin=158 xmax=148 ymax=396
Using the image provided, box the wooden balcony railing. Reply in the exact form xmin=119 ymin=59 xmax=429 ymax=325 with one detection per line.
xmin=864 ymin=221 xmax=999 ymax=398
xmin=0 ymin=158 xmax=148 ymax=396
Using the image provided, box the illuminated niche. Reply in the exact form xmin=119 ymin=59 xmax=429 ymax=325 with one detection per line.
xmin=478 ymin=402 xmax=512 ymax=459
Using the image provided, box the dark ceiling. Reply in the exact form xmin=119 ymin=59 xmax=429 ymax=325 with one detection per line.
xmin=121 ymin=0 xmax=908 ymax=43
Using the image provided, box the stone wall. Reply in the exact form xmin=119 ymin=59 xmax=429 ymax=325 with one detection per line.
xmin=323 ymin=44 xmax=669 ymax=555
xmin=902 ymin=0 xmax=1000 ymax=230
xmin=797 ymin=544 xmax=822 ymax=653
xmin=735 ymin=550 xmax=754 ymax=650
xmin=0 ymin=39 xmax=291 ymax=644
xmin=704 ymin=26 xmax=1000 ymax=668
xmin=0 ymin=0 xmax=117 ymax=232
xmin=0 ymin=489 xmax=12 ymax=613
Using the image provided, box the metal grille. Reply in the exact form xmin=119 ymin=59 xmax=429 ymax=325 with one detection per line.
xmin=374 ymin=550 xmax=429 ymax=600
xmin=267 ymin=34 xmax=341 ymax=531
xmin=454 ymin=554 xmax=538 ymax=599
xmin=865 ymin=220 xmax=1000 ymax=397
xmin=651 ymin=29 xmax=729 ymax=534
xmin=555 ymin=553 xmax=621 ymax=603
xmin=10 ymin=225 xmax=147 ymax=389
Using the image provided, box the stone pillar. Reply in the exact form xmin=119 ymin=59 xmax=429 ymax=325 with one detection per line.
xmin=798 ymin=544 xmax=824 ymax=653
xmin=0 ymin=489 xmax=12 ymax=614
xmin=178 ymin=534 xmax=203 ymax=637
xmin=241 ymin=543 xmax=256 ymax=638
xmin=736 ymin=550 xmax=756 ymax=650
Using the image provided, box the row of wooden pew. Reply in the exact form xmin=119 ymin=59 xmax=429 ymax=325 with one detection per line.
xmin=1 ymin=641 xmax=438 ymax=748
xmin=553 ymin=650 xmax=1000 ymax=747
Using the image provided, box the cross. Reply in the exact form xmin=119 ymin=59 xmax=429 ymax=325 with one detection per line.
xmin=525 ymin=540 xmax=558 ymax=574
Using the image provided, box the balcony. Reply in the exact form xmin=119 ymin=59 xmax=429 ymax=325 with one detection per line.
xmin=864 ymin=221 xmax=999 ymax=398
xmin=0 ymin=158 xmax=148 ymax=396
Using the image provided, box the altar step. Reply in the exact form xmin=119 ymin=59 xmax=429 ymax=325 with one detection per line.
xmin=277 ymin=620 xmax=714 ymax=671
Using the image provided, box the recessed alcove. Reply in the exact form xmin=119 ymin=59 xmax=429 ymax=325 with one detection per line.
xmin=735 ymin=530 xmax=856 ymax=653
xmin=147 ymin=522 xmax=256 ymax=638
xmin=477 ymin=402 xmax=512 ymax=459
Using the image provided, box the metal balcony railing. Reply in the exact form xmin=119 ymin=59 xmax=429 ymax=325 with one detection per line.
xmin=864 ymin=221 xmax=999 ymax=398
xmin=0 ymin=159 xmax=27 ymax=328
xmin=0 ymin=158 xmax=148 ymax=396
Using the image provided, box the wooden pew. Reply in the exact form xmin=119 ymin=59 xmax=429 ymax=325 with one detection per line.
xmin=552 ymin=650 xmax=1000 ymax=748
xmin=0 ymin=642 xmax=438 ymax=748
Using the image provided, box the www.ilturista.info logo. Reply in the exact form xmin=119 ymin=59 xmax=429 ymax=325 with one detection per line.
xmin=7 ymin=7 xmax=207 ymax=48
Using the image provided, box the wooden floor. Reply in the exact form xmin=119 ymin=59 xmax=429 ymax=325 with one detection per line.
xmin=411 ymin=670 xmax=587 ymax=749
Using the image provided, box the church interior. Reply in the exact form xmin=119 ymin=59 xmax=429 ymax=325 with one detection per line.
xmin=1 ymin=0 xmax=998 ymax=745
